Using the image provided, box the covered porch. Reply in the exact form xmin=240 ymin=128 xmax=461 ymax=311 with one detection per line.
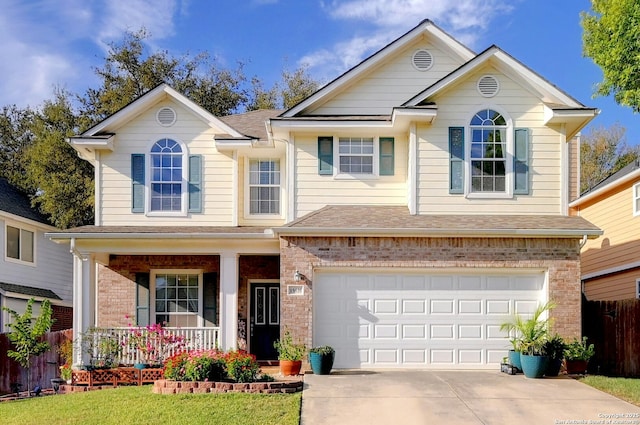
xmin=47 ymin=227 xmax=280 ymax=367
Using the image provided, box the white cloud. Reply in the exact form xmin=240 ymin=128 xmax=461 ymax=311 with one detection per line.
xmin=305 ymin=0 xmax=517 ymax=78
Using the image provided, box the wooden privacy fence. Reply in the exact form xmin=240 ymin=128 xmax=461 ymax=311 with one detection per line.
xmin=0 ymin=329 xmax=72 ymax=394
xmin=582 ymin=297 xmax=640 ymax=377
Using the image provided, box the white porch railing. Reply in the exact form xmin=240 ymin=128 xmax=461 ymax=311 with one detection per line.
xmin=101 ymin=327 xmax=220 ymax=366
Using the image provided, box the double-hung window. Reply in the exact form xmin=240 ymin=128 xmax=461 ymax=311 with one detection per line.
xmin=151 ymin=139 xmax=183 ymax=212
xmin=153 ymin=271 xmax=201 ymax=328
xmin=6 ymin=224 xmax=34 ymax=263
xmin=633 ymin=183 xmax=640 ymax=216
xmin=449 ymin=108 xmax=528 ymax=196
xmin=470 ymin=109 xmax=507 ymax=193
xmin=249 ymin=159 xmax=281 ymax=215
xmin=317 ymin=136 xmax=395 ymax=177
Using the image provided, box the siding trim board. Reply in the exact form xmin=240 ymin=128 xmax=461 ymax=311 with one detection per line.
xmin=582 ymin=260 xmax=640 ymax=281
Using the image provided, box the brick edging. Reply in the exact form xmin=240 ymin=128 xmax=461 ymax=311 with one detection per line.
xmin=152 ymin=379 xmax=303 ymax=394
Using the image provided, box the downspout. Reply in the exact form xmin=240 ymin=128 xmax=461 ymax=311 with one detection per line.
xmin=579 ymin=234 xmax=588 ymax=249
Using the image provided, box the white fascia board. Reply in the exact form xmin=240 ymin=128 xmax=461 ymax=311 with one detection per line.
xmin=273 ymin=227 xmax=602 ymax=238
xmin=46 ymin=230 xmax=276 ymax=241
xmin=270 ymin=119 xmax=393 ymax=130
xmin=1 ymin=211 xmax=57 ymax=231
xmin=214 ymin=138 xmax=254 ymax=150
xmin=570 ymin=168 xmax=640 ymax=207
xmin=582 ymin=260 xmax=640 ymax=281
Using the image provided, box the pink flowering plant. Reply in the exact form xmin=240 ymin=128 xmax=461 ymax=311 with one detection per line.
xmin=125 ymin=322 xmax=186 ymax=365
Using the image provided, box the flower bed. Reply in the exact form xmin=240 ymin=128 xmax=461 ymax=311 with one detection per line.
xmin=152 ymin=379 xmax=303 ymax=394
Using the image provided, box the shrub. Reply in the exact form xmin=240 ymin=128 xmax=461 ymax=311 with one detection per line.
xmin=225 ymin=350 xmax=260 ymax=383
xmin=184 ymin=350 xmax=227 ymax=382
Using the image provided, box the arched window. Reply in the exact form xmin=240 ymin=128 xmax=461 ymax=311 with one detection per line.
xmin=150 ymin=138 xmax=183 ymax=211
xmin=470 ymin=109 xmax=507 ymax=192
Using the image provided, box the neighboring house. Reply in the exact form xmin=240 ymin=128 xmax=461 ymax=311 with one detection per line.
xmin=0 ymin=178 xmax=73 ymax=331
xmin=48 ymin=20 xmax=601 ymax=369
xmin=570 ymin=160 xmax=640 ymax=300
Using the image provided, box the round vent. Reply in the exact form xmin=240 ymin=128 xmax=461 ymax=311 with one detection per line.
xmin=412 ymin=49 xmax=433 ymax=71
xmin=477 ymin=75 xmax=499 ymax=97
xmin=156 ymin=107 xmax=176 ymax=126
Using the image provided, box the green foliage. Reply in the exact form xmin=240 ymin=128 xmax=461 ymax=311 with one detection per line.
xmin=500 ymin=301 xmax=556 ymax=355
xmin=80 ymin=327 xmax=122 ymax=368
xmin=564 ymin=336 xmax=595 ymax=361
xmin=542 ymin=334 xmax=567 ymax=361
xmin=164 ymin=349 xmax=261 ymax=383
xmin=2 ymin=298 xmax=54 ymax=395
xmin=273 ymin=331 xmax=307 ymax=361
xmin=582 ymin=0 xmax=640 ymax=112
xmin=246 ymin=65 xmax=320 ymax=111
xmin=225 ymin=350 xmax=260 ymax=383
xmin=184 ymin=351 xmax=227 ymax=382
xmin=309 ymin=345 xmax=335 ymax=356
xmin=0 ymin=105 xmax=35 ymax=185
xmin=580 ymin=124 xmax=640 ymax=193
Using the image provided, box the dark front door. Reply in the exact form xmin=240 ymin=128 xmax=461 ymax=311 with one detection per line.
xmin=250 ymin=283 xmax=280 ymax=360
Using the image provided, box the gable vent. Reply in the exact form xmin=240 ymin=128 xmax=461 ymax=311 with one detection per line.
xmin=412 ymin=49 xmax=433 ymax=71
xmin=156 ymin=107 xmax=176 ymax=126
xmin=477 ymin=75 xmax=499 ymax=97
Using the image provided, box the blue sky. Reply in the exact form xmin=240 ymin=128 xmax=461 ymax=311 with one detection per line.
xmin=1 ymin=0 xmax=637 ymax=144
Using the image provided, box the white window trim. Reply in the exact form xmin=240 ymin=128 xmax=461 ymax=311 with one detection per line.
xmin=636 ymin=278 xmax=640 ymax=299
xmin=333 ymin=135 xmax=380 ymax=180
xmin=633 ymin=183 xmax=640 ymax=216
xmin=150 ymin=269 xmax=203 ymax=327
xmin=145 ymin=137 xmax=189 ymax=217
xmin=4 ymin=221 xmax=37 ymax=267
xmin=243 ymin=157 xmax=284 ymax=219
xmin=464 ymin=106 xmax=514 ymax=199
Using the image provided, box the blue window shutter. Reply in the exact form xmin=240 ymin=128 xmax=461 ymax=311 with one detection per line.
xmin=131 ymin=154 xmax=145 ymax=213
xmin=514 ymin=128 xmax=529 ymax=195
xmin=449 ymin=127 xmax=464 ymax=194
xmin=379 ymin=137 xmax=395 ymax=176
xmin=188 ymin=154 xmax=202 ymax=213
xmin=318 ymin=137 xmax=333 ymax=175
xmin=135 ymin=272 xmax=150 ymax=326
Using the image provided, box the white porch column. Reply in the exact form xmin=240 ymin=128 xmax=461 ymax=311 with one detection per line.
xmin=219 ymin=251 xmax=238 ymax=351
xmin=71 ymin=251 xmax=95 ymax=366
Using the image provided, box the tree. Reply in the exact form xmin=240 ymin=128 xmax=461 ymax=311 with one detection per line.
xmin=23 ymin=90 xmax=95 ymax=228
xmin=580 ymin=124 xmax=639 ymax=192
xmin=2 ymin=298 xmax=54 ymax=396
xmin=78 ymin=29 xmax=248 ymax=129
xmin=581 ymin=0 xmax=640 ymax=112
xmin=246 ymin=65 xmax=320 ymax=111
xmin=0 ymin=105 xmax=35 ymax=186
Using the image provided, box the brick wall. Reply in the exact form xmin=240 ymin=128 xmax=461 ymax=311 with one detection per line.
xmin=238 ymin=255 xmax=280 ymax=340
xmin=97 ymin=255 xmax=220 ymax=327
xmin=280 ymin=236 xmax=582 ymax=348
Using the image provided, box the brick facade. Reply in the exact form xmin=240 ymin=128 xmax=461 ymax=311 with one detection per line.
xmin=51 ymin=305 xmax=73 ymax=331
xmin=279 ymin=236 xmax=582 ymax=348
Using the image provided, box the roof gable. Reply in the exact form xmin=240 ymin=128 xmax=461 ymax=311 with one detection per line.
xmin=0 ymin=178 xmax=51 ymax=226
xmin=282 ymin=19 xmax=475 ymax=117
xmin=81 ymin=84 xmax=243 ymax=137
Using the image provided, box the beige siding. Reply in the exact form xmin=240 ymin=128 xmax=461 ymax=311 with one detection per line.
xmin=568 ymin=136 xmax=580 ymax=203
xmin=294 ymin=133 xmax=408 ymax=219
xmin=584 ymin=268 xmax=640 ymax=301
xmin=99 ymin=99 xmax=230 ymax=226
xmin=578 ymin=181 xmax=640 ymax=276
xmin=312 ymin=39 xmax=466 ymax=115
xmin=416 ymin=65 xmax=563 ymax=215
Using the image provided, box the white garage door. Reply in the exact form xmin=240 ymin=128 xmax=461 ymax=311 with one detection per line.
xmin=313 ymin=271 xmax=546 ymax=369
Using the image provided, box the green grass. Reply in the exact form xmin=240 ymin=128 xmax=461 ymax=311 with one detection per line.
xmin=580 ymin=375 xmax=640 ymax=407
xmin=0 ymin=386 xmax=301 ymax=425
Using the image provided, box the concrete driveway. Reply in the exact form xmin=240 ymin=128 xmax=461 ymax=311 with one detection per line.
xmin=301 ymin=370 xmax=640 ymax=425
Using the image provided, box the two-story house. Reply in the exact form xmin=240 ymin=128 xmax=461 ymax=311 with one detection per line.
xmin=48 ymin=20 xmax=601 ymax=369
xmin=1 ymin=178 xmax=73 ymax=331
xmin=570 ymin=160 xmax=640 ymax=300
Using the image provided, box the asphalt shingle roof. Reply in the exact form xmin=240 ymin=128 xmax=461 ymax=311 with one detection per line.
xmin=0 ymin=281 xmax=61 ymax=300
xmin=0 ymin=178 xmax=50 ymax=225
xmin=219 ymin=109 xmax=283 ymax=140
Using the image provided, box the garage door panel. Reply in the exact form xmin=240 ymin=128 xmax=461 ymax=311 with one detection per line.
xmin=313 ymin=271 xmax=545 ymax=369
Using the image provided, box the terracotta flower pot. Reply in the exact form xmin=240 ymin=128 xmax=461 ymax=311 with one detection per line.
xmin=279 ymin=360 xmax=302 ymax=376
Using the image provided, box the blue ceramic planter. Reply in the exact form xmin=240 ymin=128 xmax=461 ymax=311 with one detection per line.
xmin=309 ymin=352 xmax=335 ymax=375
xmin=520 ymin=354 xmax=549 ymax=378
xmin=508 ymin=350 xmax=522 ymax=370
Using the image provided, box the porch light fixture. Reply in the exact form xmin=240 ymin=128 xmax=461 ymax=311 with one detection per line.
xmin=294 ymin=270 xmax=304 ymax=282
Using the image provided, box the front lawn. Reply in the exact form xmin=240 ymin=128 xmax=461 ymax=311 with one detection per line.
xmin=580 ymin=375 xmax=640 ymax=407
xmin=0 ymin=386 xmax=301 ymax=425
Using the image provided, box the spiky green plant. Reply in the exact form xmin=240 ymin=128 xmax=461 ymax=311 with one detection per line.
xmin=500 ymin=301 xmax=556 ymax=356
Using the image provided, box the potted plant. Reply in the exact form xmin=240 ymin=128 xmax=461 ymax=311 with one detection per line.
xmin=542 ymin=334 xmax=566 ymax=377
xmin=500 ymin=301 xmax=555 ymax=378
xmin=564 ymin=336 xmax=595 ymax=374
xmin=309 ymin=345 xmax=335 ymax=375
xmin=273 ymin=330 xmax=307 ymax=376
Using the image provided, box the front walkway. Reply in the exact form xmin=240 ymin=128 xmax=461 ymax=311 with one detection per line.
xmin=301 ymin=370 xmax=640 ymax=425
